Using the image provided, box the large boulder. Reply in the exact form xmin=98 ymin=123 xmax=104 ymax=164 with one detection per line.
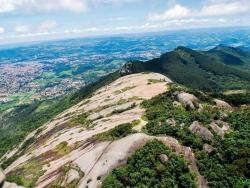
xmin=159 ymin=154 xmax=169 ymax=163
xmin=214 ymin=99 xmax=232 ymax=109
xmin=203 ymin=144 xmax=214 ymax=154
xmin=175 ymin=92 xmax=199 ymax=110
xmin=210 ymin=120 xmax=230 ymax=138
xmin=189 ymin=121 xmax=213 ymax=141
xmin=166 ymin=118 xmax=176 ymax=127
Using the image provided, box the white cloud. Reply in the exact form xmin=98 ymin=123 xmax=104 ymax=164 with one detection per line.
xmin=15 ymin=24 xmax=29 ymax=33
xmin=0 ymin=0 xmax=16 ymax=12
xmin=149 ymin=4 xmax=190 ymax=21
xmin=105 ymin=17 xmax=129 ymax=21
xmin=149 ymin=0 xmax=249 ymax=21
xmin=39 ymin=20 xmax=58 ymax=31
xmin=35 ymin=0 xmax=87 ymax=12
xmin=90 ymin=0 xmax=143 ymax=6
xmin=0 ymin=27 xmax=5 ymax=34
xmin=0 ymin=0 xmax=87 ymax=13
xmin=13 ymin=20 xmax=57 ymax=34
xmin=200 ymin=1 xmax=249 ymax=16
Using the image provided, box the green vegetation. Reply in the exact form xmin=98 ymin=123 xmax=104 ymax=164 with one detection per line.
xmin=113 ymin=86 xmax=136 ymax=95
xmin=54 ymin=141 xmax=72 ymax=156
xmin=142 ymin=91 xmax=212 ymax=150
xmin=148 ymin=79 xmax=164 ymax=84
xmin=48 ymin=163 xmax=84 ymax=188
xmin=102 ymin=140 xmax=197 ymax=188
xmin=93 ymin=123 xmax=136 ymax=141
xmin=69 ymin=113 xmax=92 ymax=128
xmin=93 ymin=123 xmax=135 ymax=141
xmin=212 ymin=91 xmax=250 ymax=106
xmin=121 ymin=86 xmax=136 ymax=92
xmin=109 ymin=103 xmax=136 ymax=115
xmin=131 ymin=119 xmax=141 ymax=126
xmin=141 ymin=85 xmax=250 ymax=187
xmin=122 ymin=46 xmax=250 ymax=91
xmin=117 ymin=97 xmax=141 ymax=106
xmin=0 ymin=91 xmax=35 ymax=113
xmin=196 ymin=108 xmax=250 ymax=188
xmin=6 ymin=160 xmax=45 ymax=188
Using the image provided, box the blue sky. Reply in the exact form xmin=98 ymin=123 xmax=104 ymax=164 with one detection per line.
xmin=0 ymin=0 xmax=250 ymax=44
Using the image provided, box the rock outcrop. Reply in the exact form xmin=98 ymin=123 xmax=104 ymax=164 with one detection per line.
xmin=166 ymin=118 xmax=176 ymax=127
xmin=0 ymin=169 xmax=4 ymax=188
xmin=210 ymin=120 xmax=230 ymax=138
xmin=214 ymin=99 xmax=232 ymax=109
xmin=159 ymin=154 xmax=169 ymax=163
xmin=203 ymin=144 xmax=214 ymax=154
xmin=175 ymin=92 xmax=199 ymax=110
xmin=189 ymin=121 xmax=213 ymax=141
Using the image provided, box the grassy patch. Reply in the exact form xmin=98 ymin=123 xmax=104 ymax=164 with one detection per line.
xmin=117 ymin=97 xmax=141 ymax=106
xmin=131 ymin=119 xmax=141 ymax=126
xmin=93 ymin=123 xmax=136 ymax=141
xmin=109 ymin=103 xmax=136 ymax=116
xmin=121 ymin=86 xmax=136 ymax=92
xmin=113 ymin=86 xmax=136 ymax=95
xmin=69 ymin=113 xmax=92 ymax=128
xmin=54 ymin=141 xmax=72 ymax=156
xmin=48 ymin=163 xmax=84 ymax=188
xmin=6 ymin=160 xmax=46 ymax=188
xmin=148 ymin=79 xmax=164 ymax=84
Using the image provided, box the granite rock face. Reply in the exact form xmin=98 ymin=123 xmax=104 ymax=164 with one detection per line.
xmin=189 ymin=121 xmax=213 ymax=141
xmin=214 ymin=99 xmax=232 ymax=109
xmin=159 ymin=154 xmax=169 ymax=163
xmin=210 ymin=120 xmax=230 ymax=138
xmin=0 ymin=169 xmax=5 ymax=188
xmin=175 ymin=92 xmax=199 ymax=110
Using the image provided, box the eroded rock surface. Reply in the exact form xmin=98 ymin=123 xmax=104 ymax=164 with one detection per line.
xmin=203 ymin=144 xmax=214 ymax=154
xmin=0 ymin=169 xmax=4 ymax=188
xmin=175 ymin=92 xmax=199 ymax=110
xmin=159 ymin=154 xmax=169 ymax=163
xmin=189 ymin=121 xmax=213 ymax=141
xmin=214 ymin=99 xmax=232 ymax=109
xmin=210 ymin=120 xmax=230 ymax=138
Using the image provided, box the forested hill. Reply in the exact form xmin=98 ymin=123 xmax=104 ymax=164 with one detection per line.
xmin=120 ymin=46 xmax=250 ymax=91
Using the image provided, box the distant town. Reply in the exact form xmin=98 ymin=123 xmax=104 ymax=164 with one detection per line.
xmin=1 ymin=29 xmax=249 ymax=112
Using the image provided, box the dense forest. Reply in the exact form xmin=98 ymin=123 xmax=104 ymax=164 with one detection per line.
xmin=121 ymin=46 xmax=250 ymax=91
xmin=103 ymin=140 xmax=197 ymax=188
xmin=139 ymin=85 xmax=250 ymax=188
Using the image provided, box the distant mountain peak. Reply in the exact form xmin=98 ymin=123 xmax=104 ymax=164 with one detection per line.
xmin=120 ymin=46 xmax=250 ymax=91
xmin=175 ymin=46 xmax=190 ymax=50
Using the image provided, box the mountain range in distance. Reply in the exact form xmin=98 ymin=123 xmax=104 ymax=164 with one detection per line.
xmin=120 ymin=45 xmax=250 ymax=91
